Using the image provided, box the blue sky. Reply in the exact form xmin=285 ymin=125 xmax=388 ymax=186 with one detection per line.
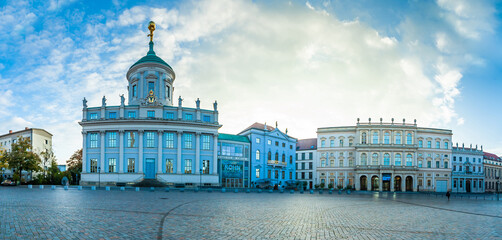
xmin=0 ymin=0 xmax=501 ymax=163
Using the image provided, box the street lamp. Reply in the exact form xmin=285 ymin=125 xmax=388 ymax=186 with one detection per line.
xmin=199 ymin=168 xmax=202 ymax=189
xmin=98 ymin=167 xmax=101 ymax=189
xmin=496 ymin=176 xmax=500 ymax=201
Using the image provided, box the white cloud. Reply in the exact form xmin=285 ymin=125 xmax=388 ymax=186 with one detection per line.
xmin=437 ymin=0 xmax=496 ymax=39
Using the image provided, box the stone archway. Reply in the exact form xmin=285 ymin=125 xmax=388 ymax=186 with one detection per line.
xmin=371 ymin=175 xmax=379 ymax=191
xmin=405 ymin=176 xmax=413 ymax=192
xmin=360 ymin=175 xmax=367 ymax=190
xmin=394 ymin=176 xmax=402 ymax=192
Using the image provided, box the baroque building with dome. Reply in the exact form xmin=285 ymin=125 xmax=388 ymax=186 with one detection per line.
xmin=80 ymin=22 xmax=221 ymax=186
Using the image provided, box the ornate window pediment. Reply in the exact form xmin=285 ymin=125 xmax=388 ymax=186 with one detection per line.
xmin=146 ymin=73 xmax=158 ymax=79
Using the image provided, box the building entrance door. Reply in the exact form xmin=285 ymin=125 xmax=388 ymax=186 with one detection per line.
xmin=360 ymin=176 xmax=367 ymax=190
xmin=371 ymin=176 xmax=379 ymax=191
xmin=309 ymin=181 xmax=312 ymax=189
xmin=394 ymin=176 xmax=402 ymax=192
xmin=466 ymin=179 xmax=471 ymax=193
xmin=145 ymin=159 xmax=156 ymax=179
xmin=405 ymin=176 xmax=413 ymax=192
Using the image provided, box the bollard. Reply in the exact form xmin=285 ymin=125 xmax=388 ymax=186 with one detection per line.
xmin=268 ymin=189 xmax=273 ymax=193
xmin=234 ymin=189 xmax=238 ymax=193
xmin=319 ymin=190 xmax=323 ymax=194
xmin=194 ymin=188 xmax=199 ymax=192
xmin=258 ymin=189 xmax=262 ymax=193
xmin=338 ymin=190 xmax=342 ymax=194
xmin=310 ymin=190 xmax=314 ymax=194
xmin=64 ymin=186 xmax=68 ymax=190
xmin=78 ymin=186 xmax=82 ymax=190
xmin=221 ymin=188 xmax=226 ymax=193
xmin=165 ymin=187 xmax=170 ymax=192
xmin=180 ymin=188 xmax=185 ymax=192
xmin=39 ymin=185 xmax=44 ymax=189
xmin=91 ymin=186 xmax=96 ymax=191
xmin=150 ymin=187 xmax=155 ymax=192
xmin=300 ymin=190 xmax=304 ymax=194
xmin=135 ymin=187 xmax=140 ymax=192
xmin=120 ymin=187 xmax=125 ymax=191
xmin=28 ymin=185 xmax=32 ymax=189
xmin=207 ymin=188 xmax=213 ymax=193
xmin=51 ymin=185 xmax=56 ymax=190
xmin=106 ymin=186 xmax=110 ymax=191
xmin=280 ymin=189 xmax=284 ymax=193
xmin=246 ymin=189 xmax=251 ymax=193
xmin=329 ymin=190 xmax=333 ymax=194
xmin=290 ymin=190 xmax=294 ymax=194
xmin=347 ymin=190 xmax=351 ymax=194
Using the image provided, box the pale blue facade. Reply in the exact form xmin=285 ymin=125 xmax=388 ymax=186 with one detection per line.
xmin=238 ymin=123 xmax=297 ymax=188
xmin=80 ymin=27 xmax=221 ymax=186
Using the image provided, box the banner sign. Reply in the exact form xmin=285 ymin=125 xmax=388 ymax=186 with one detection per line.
xmin=221 ymin=160 xmax=243 ymax=179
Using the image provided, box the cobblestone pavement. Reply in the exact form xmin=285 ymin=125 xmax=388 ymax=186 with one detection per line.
xmin=1 ymin=187 xmax=501 ymax=239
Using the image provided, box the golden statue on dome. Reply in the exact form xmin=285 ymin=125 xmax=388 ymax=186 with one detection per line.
xmin=147 ymin=21 xmax=156 ymax=42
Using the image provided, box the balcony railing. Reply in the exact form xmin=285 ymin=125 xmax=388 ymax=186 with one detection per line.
xmin=355 ymin=165 xmax=418 ymax=171
xmin=267 ymin=160 xmax=287 ymax=167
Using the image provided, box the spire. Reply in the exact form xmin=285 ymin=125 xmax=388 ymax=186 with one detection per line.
xmin=147 ymin=21 xmax=156 ymax=55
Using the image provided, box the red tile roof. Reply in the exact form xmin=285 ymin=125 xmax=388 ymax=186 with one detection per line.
xmin=484 ymin=152 xmax=501 ymax=161
xmin=296 ymin=138 xmax=317 ymax=150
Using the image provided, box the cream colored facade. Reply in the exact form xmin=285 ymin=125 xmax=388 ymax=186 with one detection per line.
xmin=316 ymin=118 xmax=452 ymax=192
xmin=0 ymin=128 xmax=53 ymax=179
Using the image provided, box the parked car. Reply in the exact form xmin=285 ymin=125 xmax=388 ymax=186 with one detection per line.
xmin=1 ymin=179 xmax=16 ymax=186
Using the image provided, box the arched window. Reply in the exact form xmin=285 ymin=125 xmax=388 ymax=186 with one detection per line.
xmin=282 ymin=154 xmax=285 ymax=162
xmin=396 ymin=132 xmax=402 ymax=144
xmin=256 ymin=150 xmax=260 ymax=160
xmin=330 ymin=159 xmax=335 ymax=166
xmin=444 ymin=161 xmax=448 ymax=168
xmin=418 ymin=160 xmax=422 ymax=168
xmin=268 ymin=151 xmax=271 ymax=160
xmin=436 ymin=161 xmax=440 ymax=168
xmin=339 ymin=159 xmax=344 ymax=166
xmin=275 ymin=152 xmax=279 ymax=160
xmin=406 ymin=154 xmax=412 ymax=166
xmin=372 ymin=132 xmax=379 ymax=144
xmin=427 ymin=161 xmax=431 ymax=168
xmin=289 ymin=155 xmax=293 ymax=164
xmin=361 ymin=153 xmax=367 ymax=165
xmin=384 ymin=132 xmax=390 ymax=144
xmin=361 ymin=132 xmax=367 ymax=144
xmin=406 ymin=133 xmax=412 ymax=144
xmin=395 ymin=154 xmax=402 ymax=166
xmin=372 ymin=153 xmax=379 ymax=165
xmin=384 ymin=153 xmax=390 ymax=165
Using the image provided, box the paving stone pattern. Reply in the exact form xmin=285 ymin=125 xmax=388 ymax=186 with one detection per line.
xmin=0 ymin=187 xmax=501 ymax=239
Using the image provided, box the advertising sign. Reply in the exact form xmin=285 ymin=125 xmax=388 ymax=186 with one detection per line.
xmin=221 ymin=160 xmax=243 ymax=179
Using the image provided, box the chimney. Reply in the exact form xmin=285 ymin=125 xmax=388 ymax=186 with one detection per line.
xmin=9 ymin=130 xmax=12 ymax=134
xmin=25 ymin=127 xmax=29 ymax=130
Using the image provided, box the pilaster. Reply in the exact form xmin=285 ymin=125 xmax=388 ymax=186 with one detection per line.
xmin=177 ymin=130 xmax=182 ymax=174
xmin=138 ymin=130 xmax=144 ymax=173
xmin=82 ymin=131 xmax=87 ymax=173
xmin=119 ymin=130 xmax=124 ymax=173
xmin=195 ymin=132 xmax=201 ymax=174
xmin=157 ymin=130 xmax=163 ymax=173
xmin=213 ymin=133 xmax=218 ymax=174
xmin=100 ymin=130 xmax=105 ymax=173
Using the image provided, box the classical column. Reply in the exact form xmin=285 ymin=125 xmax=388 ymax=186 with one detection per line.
xmin=401 ymin=176 xmax=406 ymax=191
xmin=355 ymin=174 xmax=360 ymax=190
xmin=213 ymin=133 xmax=218 ymax=175
xmin=157 ymin=130 xmax=163 ymax=173
xmin=367 ymin=176 xmax=371 ymax=191
xmin=177 ymin=131 xmax=182 ymax=174
xmin=390 ymin=175 xmax=394 ymax=192
xmin=100 ymin=130 xmax=105 ymax=173
xmin=82 ymin=131 xmax=87 ymax=173
xmin=195 ymin=132 xmax=201 ymax=174
xmin=379 ymin=173 xmax=383 ymax=191
xmin=119 ymin=130 xmax=124 ymax=173
xmin=138 ymin=130 xmax=144 ymax=173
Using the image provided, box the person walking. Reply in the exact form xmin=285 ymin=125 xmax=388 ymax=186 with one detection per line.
xmin=446 ymin=191 xmax=451 ymax=201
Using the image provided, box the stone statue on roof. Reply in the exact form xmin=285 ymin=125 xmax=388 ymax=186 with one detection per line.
xmin=196 ymin=98 xmax=200 ymax=109
xmin=178 ymin=96 xmax=183 ymax=107
xmin=213 ymin=101 xmax=218 ymax=111
xmin=120 ymin=94 xmax=125 ymax=106
xmin=82 ymin=98 xmax=87 ymax=109
xmin=102 ymin=96 xmax=106 ymax=107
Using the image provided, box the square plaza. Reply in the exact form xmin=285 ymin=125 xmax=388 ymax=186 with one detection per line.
xmin=1 ymin=187 xmax=501 ymax=239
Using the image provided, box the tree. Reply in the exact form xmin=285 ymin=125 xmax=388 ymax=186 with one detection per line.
xmin=0 ymin=136 xmax=42 ymax=183
xmin=40 ymin=148 xmax=55 ymax=177
xmin=66 ymin=149 xmax=82 ymax=184
xmin=46 ymin=159 xmax=60 ymax=184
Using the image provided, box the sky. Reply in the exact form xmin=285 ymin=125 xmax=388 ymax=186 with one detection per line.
xmin=0 ymin=0 xmax=501 ymax=163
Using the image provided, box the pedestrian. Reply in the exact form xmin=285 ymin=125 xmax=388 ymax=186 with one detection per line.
xmin=446 ymin=191 xmax=450 ymax=201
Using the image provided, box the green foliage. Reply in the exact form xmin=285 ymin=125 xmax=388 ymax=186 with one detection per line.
xmin=328 ymin=183 xmax=334 ymax=189
xmin=337 ymin=184 xmax=343 ymax=189
xmin=66 ymin=149 xmax=82 ymax=184
xmin=319 ymin=182 xmax=325 ymax=189
xmin=302 ymin=181 xmax=308 ymax=187
xmin=346 ymin=185 xmax=353 ymax=190
xmin=0 ymin=136 xmax=41 ymax=183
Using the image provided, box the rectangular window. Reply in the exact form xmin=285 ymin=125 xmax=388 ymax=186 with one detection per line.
xmin=166 ymin=159 xmax=174 ymax=173
xmin=419 ymin=140 xmax=423 ymax=148
xmin=301 ymin=162 xmax=305 ymax=170
xmin=127 ymin=158 xmax=135 ymax=173
xmin=267 ymin=140 xmax=271 ymax=145
xmin=146 ymin=132 xmax=155 ymax=148
xmin=184 ymin=159 xmax=192 ymax=173
xmin=321 ymin=140 xmax=325 ymax=148
xmin=165 ymin=132 xmax=175 ymax=148
xmin=184 ymin=133 xmax=193 ymax=149
xmin=132 ymin=85 xmax=137 ymax=97
xmin=90 ymin=113 xmax=98 ymax=120
xmin=203 ymin=160 xmax=210 ymax=174
xmin=339 ymin=139 xmax=344 ymax=146
xmin=90 ymin=159 xmax=97 ymax=173
xmin=202 ymin=135 xmax=211 ymax=150
xmin=127 ymin=131 xmax=136 ymax=148
xmin=166 ymin=85 xmax=170 ymax=98
xmin=108 ymin=158 xmax=116 ymax=173
xmin=128 ymin=111 xmax=136 ymax=119
xmin=289 ymin=171 xmax=292 ymax=179
xmin=330 ymin=140 xmax=335 ymax=147
xmin=444 ymin=142 xmax=448 ymax=149
xmin=453 ymin=165 xmax=456 ymax=171
xmin=281 ymin=170 xmax=285 ymax=179
xmin=184 ymin=113 xmax=193 ymax=120
xmin=309 ymin=152 xmax=313 ymax=160
xmin=256 ymin=169 xmax=260 ymax=178
xmin=267 ymin=170 xmax=271 ymax=178
xmin=436 ymin=141 xmax=440 ymax=149
xmin=203 ymin=115 xmax=211 ymax=122
xmin=89 ymin=133 xmax=98 ymax=148
xmin=275 ymin=141 xmax=279 ymax=146
xmin=309 ymin=172 xmax=312 ymax=179
xmin=256 ymin=138 xmax=260 ymax=143
xmin=147 ymin=110 xmax=155 ymax=118
xmin=148 ymin=81 xmax=154 ymax=92
xmin=427 ymin=141 xmax=431 ymax=148
xmin=301 ymin=153 xmax=305 ymax=160
xmin=108 ymin=132 xmax=117 ymax=148
xmin=165 ymin=112 xmax=174 ymax=119
xmin=109 ymin=112 xmax=117 ymax=119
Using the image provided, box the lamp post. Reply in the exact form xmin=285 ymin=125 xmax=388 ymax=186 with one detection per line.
xmin=199 ymin=168 xmax=202 ymax=188
xmin=98 ymin=167 xmax=101 ymax=189
xmin=496 ymin=176 xmax=500 ymax=201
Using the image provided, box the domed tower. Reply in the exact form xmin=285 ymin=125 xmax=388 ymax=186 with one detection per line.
xmin=126 ymin=21 xmax=175 ymax=106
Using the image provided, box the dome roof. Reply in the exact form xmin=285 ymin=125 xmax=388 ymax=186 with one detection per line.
xmin=129 ymin=41 xmax=173 ymax=70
